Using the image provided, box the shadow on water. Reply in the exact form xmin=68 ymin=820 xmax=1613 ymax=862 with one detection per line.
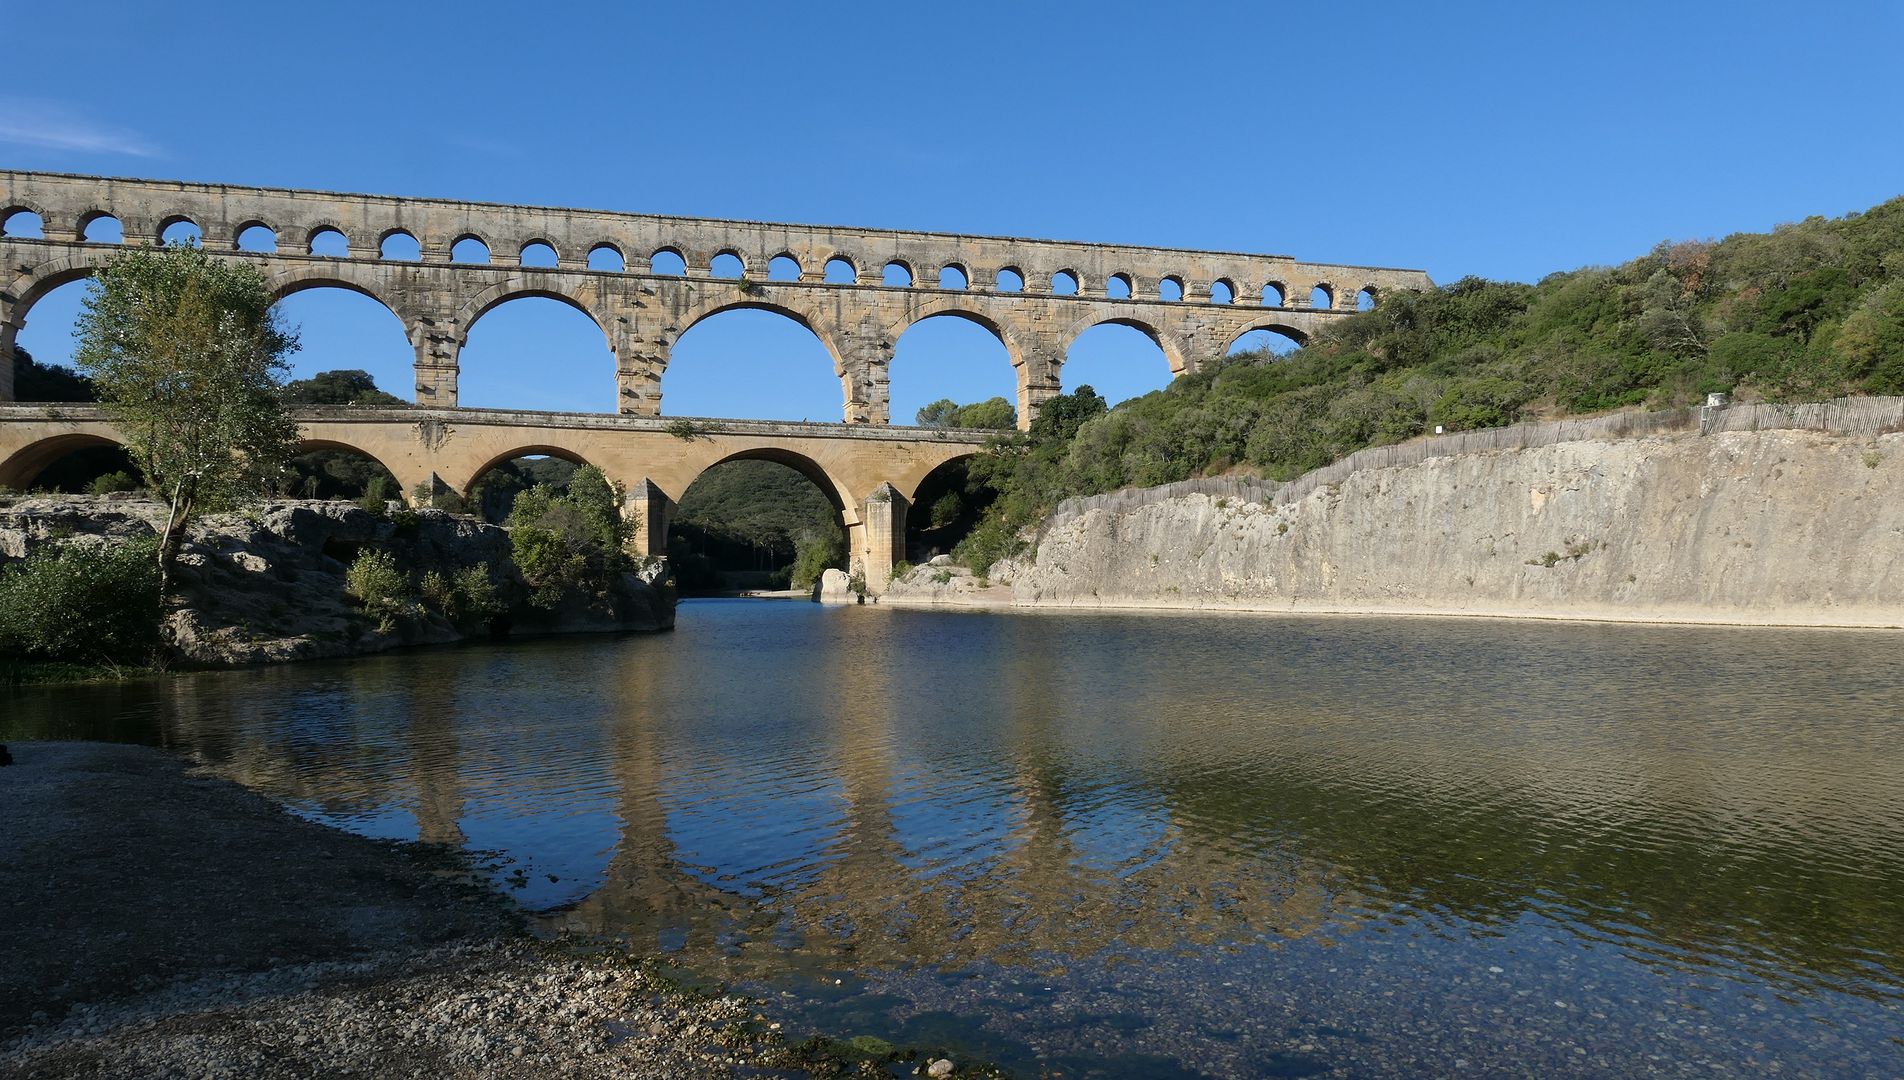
xmin=8 ymin=601 xmax=1904 ymax=1075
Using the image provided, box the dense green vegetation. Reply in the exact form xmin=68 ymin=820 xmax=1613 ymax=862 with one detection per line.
xmin=280 ymin=368 xmax=407 ymax=407
xmin=669 ymin=459 xmax=844 ymax=592
xmin=504 ymin=464 xmax=635 ymax=609
xmin=951 ymin=196 xmax=1904 ymax=572
xmin=915 ymin=396 xmax=1017 ymax=429
xmin=0 ymin=539 xmax=162 ymax=671
xmin=10 ymin=347 xmax=96 ymax=402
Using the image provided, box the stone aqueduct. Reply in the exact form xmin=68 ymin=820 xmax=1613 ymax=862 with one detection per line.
xmin=0 ymin=169 xmax=1433 ymax=591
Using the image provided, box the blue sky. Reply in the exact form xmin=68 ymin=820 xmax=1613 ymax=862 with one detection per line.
xmin=8 ymin=1 xmax=1904 ymax=420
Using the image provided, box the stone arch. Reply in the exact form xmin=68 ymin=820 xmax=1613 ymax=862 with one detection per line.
xmin=459 ymin=443 xmax=596 ymax=498
xmin=0 ymin=432 xmax=125 ymax=490
xmin=233 ymin=220 xmax=278 ymax=252
xmin=156 ymin=213 xmax=200 ymax=245
xmin=675 ymin=446 xmax=857 ymax=529
xmin=76 ymin=209 xmax=124 ymax=243
xmin=451 ymin=233 xmax=492 ymax=264
xmin=1226 ymin=321 xmax=1309 ymax=356
xmin=518 ymin=239 xmax=559 ymax=268
xmin=7 ymin=253 xmax=111 ymax=316
xmin=671 ymin=295 xmax=848 ymax=373
xmin=1057 ymin=310 xmax=1190 ymax=376
xmin=891 ymin=299 xmax=1028 ymax=371
xmin=664 ymin=297 xmax=853 ymax=420
xmin=453 ymin=279 xmax=614 ymax=353
xmin=586 ymin=242 xmax=625 ymax=272
xmin=267 ymin=264 xmax=406 ymax=321
xmin=288 ymin=437 xmax=406 ymax=498
xmin=2 ymin=203 xmax=49 ymax=239
xmin=305 ymin=222 xmax=351 ymax=255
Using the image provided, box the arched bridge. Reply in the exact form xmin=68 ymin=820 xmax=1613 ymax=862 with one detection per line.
xmin=0 ymin=404 xmax=986 ymax=593
xmin=0 ymin=170 xmax=1433 ymax=423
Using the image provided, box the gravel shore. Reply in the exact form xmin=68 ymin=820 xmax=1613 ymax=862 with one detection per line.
xmin=0 ymin=742 xmax=966 ymax=1078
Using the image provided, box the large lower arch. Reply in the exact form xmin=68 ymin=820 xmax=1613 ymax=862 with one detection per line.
xmin=0 ymin=432 xmax=125 ymax=491
xmin=673 ymin=446 xmax=857 ymax=528
xmin=286 ymin=438 xmax=405 ymax=499
xmin=459 ymin=443 xmax=596 ymax=502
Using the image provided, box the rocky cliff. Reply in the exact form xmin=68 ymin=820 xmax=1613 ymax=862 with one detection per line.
xmin=1010 ymin=427 xmax=1904 ymax=627
xmin=0 ymin=496 xmax=674 ymax=665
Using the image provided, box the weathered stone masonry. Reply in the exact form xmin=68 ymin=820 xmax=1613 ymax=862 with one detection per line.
xmin=0 ymin=170 xmax=1433 ymax=422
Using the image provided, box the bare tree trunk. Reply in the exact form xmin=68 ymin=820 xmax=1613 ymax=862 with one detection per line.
xmin=156 ymin=481 xmax=192 ymax=600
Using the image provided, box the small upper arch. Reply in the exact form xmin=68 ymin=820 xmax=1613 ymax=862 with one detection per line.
xmin=1261 ymin=281 xmax=1286 ymax=307
xmin=78 ymin=209 xmax=125 ymax=244
xmin=451 ymin=234 xmax=492 ymax=264
xmin=768 ymin=252 xmax=803 ymax=281
xmin=1051 ymin=269 xmax=1080 ymax=296
xmin=158 ymin=214 xmax=202 ymax=246
xmin=519 ymin=239 xmax=559 ymax=268
xmin=823 ymin=255 xmax=857 ymax=284
xmin=307 ymin=223 xmax=350 ymax=257
xmin=233 ymin=220 xmax=278 ymax=253
xmin=994 ymin=266 xmax=1025 ymax=292
xmin=937 ymin=263 xmax=969 ymax=290
xmin=882 ymin=259 xmax=914 ymax=287
xmin=1105 ymin=272 xmax=1133 ymax=300
xmin=1 ymin=205 xmax=47 ymax=238
xmin=1356 ymin=285 xmax=1378 ymax=311
xmin=1157 ymin=275 xmax=1184 ymax=302
xmin=587 ymin=243 xmax=625 ymax=272
xmin=1310 ymin=282 xmax=1336 ymax=309
xmin=378 ymin=228 xmax=421 ymax=261
xmin=649 ymin=246 xmax=687 ymax=275
xmin=1207 ymin=278 xmax=1236 ymax=305
xmin=709 ymin=250 xmax=746 ymax=278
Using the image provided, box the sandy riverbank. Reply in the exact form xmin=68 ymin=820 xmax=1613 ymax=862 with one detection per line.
xmin=0 ymin=743 xmax=971 ymax=1078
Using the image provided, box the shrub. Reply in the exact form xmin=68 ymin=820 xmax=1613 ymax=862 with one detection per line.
xmin=357 ymin=475 xmax=391 ymax=515
xmin=0 ymin=539 xmax=162 ymax=665
xmin=344 ymin=549 xmax=410 ymax=631
xmin=86 ymin=470 xmax=142 ymax=495
xmin=505 ymin=466 xmax=629 ymax=609
xmin=788 ymin=530 xmax=845 ymax=591
xmin=451 ymin=565 xmax=506 ymax=629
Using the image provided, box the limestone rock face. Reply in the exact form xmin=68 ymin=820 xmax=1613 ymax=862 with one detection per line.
xmin=814 ymin=567 xmax=854 ymax=604
xmin=883 ymin=560 xmax=1015 ymax=608
xmin=1014 ymin=429 xmax=1904 ymax=627
xmin=0 ymin=495 xmax=674 ymax=666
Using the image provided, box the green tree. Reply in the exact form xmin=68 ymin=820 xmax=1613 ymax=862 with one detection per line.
xmin=281 ymin=368 xmax=406 ymax=406
xmin=73 ymin=244 xmax=300 ymax=592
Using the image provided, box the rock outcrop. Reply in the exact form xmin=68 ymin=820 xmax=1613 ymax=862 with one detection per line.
xmin=1013 ymin=428 xmax=1904 ymax=628
xmin=813 ymin=567 xmax=854 ymax=604
xmin=0 ymin=496 xmax=674 ymax=665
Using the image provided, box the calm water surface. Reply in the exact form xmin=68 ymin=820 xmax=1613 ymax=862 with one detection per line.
xmin=7 ymin=600 xmax=1904 ymax=1077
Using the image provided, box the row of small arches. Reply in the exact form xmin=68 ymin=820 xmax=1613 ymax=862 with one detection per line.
xmin=2 ymin=207 xmax=1374 ymax=310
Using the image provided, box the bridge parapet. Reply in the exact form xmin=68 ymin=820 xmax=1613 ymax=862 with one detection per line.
xmin=1 ymin=171 xmax=1433 ymax=424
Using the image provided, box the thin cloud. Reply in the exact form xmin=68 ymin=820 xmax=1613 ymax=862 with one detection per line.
xmin=0 ymin=99 xmax=159 ymax=158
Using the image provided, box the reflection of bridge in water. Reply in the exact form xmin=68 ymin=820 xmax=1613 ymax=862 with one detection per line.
xmin=139 ymin=616 xmax=1904 ymax=1005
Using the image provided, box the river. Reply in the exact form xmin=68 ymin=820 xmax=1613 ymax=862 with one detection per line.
xmin=7 ymin=600 xmax=1903 ymax=1077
